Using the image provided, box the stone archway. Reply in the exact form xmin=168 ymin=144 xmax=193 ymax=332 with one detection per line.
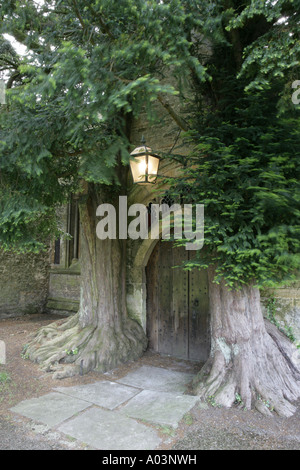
xmin=126 ymin=236 xmax=159 ymax=332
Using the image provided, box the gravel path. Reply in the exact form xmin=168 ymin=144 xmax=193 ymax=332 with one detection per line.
xmin=172 ymin=404 xmax=300 ymax=450
xmin=0 ymin=416 xmax=68 ymax=450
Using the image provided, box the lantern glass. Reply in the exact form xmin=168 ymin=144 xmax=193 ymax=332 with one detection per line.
xmin=130 ymin=144 xmax=160 ymax=184
xmin=130 ymin=155 xmax=147 ymax=183
xmin=147 ymin=154 xmax=160 ymax=183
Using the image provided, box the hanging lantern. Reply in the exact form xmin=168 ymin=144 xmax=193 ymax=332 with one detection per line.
xmin=129 ymin=136 xmax=161 ymax=184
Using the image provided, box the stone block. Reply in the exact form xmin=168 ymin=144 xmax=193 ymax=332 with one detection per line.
xmin=10 ymin=392 xmax=90 ymax=427
xmin=54 ymin=381 xmax=141 ymax=410
xmin=57 ymin=407 xmax=162 ymax=450
xmin=120 ymin=389 xmax=198 ymax=428
xmin=117 ymin=365 xmax=193 ymax=393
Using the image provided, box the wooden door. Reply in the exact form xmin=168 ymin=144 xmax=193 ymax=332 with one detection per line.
xmin=146 ymin=240 xmax=210 ymax=362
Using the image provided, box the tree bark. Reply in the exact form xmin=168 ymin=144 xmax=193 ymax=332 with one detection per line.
xmin=193 ymin=267 xmax=300 ymax=417
xmin=26 ymin=184 xmax=147 ymax=378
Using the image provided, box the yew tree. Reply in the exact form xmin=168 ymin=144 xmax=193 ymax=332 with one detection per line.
xmin=0 ymin=0 xmax=208 ymax=379
xmin=166 ymin=0 xmax=300 ymax=416
xmin=0 ymin=0 xmax=299 ymax=416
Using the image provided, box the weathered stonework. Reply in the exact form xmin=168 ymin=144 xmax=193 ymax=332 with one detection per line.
xmin=46 ymin=268 xmax=81 ymax=316
xmin=0 ymin=249 xmax=50 ymax=318
xmin=261 ymin=281 xmax=300 ymax=343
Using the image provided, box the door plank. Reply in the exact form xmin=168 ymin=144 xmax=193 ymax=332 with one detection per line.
xmin=157 ymin=241 xmax=174 ymax=356
xmin=188 ymin=266 xmax=210 ymax=361
xmin=171 ymin=244 xmax=189 ymax=359
xmin=146 ymin=242 xmax=159 ymax=352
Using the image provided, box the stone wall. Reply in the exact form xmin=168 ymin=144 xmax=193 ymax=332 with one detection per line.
xmin=45 ymin=266 xmax=81 ymax=316
xmin=261 ymin=281 xmax=300 ymax=344
xmin=0 ymin=202 xmax=81 ymax=319
xmin=0 ymin=250 xmax=50 ymax=318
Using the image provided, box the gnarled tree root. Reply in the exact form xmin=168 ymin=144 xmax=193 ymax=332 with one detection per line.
xmin=193 ymin=319 xmax=300 ymax=417
xmin=25 ymin=312 xmax=148 ymax=379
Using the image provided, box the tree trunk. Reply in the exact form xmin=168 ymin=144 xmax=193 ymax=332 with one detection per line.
xmin=193 ymin=267 xmax=300 ymax=417
xmin=26 ymin=184 xmax=147 ymax=379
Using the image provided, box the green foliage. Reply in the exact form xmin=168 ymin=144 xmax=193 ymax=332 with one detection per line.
xmin=0 ymin=371 xmax=10 ymax=383
xmin=0 ymin=0 xmax=299 ymax=270
xmin=207 ymin=395 xmax=222 ymax=408
xmin=183 ymin=412 xmax=194 ymax=425
xmin=227 ymin=0 xmax=300 ymax=93
xmin=169 ymin=110 xmax=300 ymax=287
xmin=165 ymin=1 xmax=300 ymax=289
xmin=21 ymin=344 xmax=30 ymax=360
xmin=0 ymin=0 xmax=206 ymax=251
xmin=65 ymin=348 xmax=79 ymax=356
xmin=257 ymin=395 xmax=274 ymax=412
xmin=266 ymin=297 xmax=299 ymax=344
xmin=234 ymin=393 xmax=243 ymax=406
xmin=0 ymin=368 xmax=16 ymax=405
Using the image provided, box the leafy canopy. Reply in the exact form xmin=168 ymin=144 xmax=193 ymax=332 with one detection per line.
xmin=0 ymin=0 xmax=206 ymax=251
xmin=165 ymin=0 xmax=300 ymax=287
xmin=0 ymin=0 xmax=299 ymax=288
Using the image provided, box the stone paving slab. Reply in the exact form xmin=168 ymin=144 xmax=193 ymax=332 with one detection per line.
xmin=10 ymin=365 xmax=197 ymax=449
xmin=54 ymin=381 xmax=141 ymax=410
xmin=117 ymin=365 xmax=194 ymax=393
xmin=57 ymin=406 xmax=162 ymax=450
xmin=10 ymin=392 xmax=91 ymax=427
xmin=119 ymin=389 xmax=198 ymax=428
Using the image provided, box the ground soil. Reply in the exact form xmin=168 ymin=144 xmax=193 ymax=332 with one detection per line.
xmin=0 ymin=314 xmax=299 ymax=450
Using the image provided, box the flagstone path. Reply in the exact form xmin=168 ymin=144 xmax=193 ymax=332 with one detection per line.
xmin=10 ymin=365 xmax=198 ymax=450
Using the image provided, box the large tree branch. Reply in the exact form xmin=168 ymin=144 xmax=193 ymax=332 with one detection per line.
xmin=6 ymin=71 xmax=21 ymax=89
xmin=70 ymin=0 xmax=96 ymax=45
xmin=0 ymin=56 xmax=19 ymax=69
xmin=86 ymin=4 xmax=116 ymax=40
xmin=8 ymin=29 xmax=43 ymax=54
xmin=114 ymin=73 xmax=189 ymax=132
xmin=223 ymin=0 xmax=243 ymax=70
xmin=228 ymin=28 xmax=243 ymax=69
xmin=112 ymin=71 xmax=189 ymax=131
xmin=157 ymin=93 xmax=190 ymax=132
xmin=70 ymin=0 xmax=86 ymax=30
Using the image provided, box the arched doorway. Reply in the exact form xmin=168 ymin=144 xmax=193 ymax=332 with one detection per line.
xmin=146 ymin=240 xmax=210 ymax=362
